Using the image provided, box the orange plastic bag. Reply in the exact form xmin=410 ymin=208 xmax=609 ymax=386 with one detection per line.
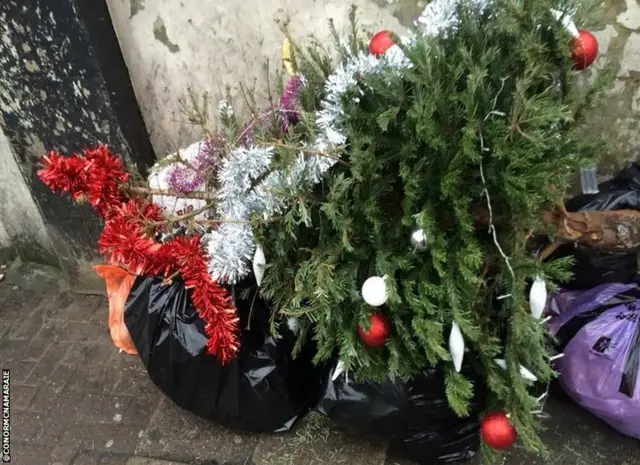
xmin=94 ymin=265 xmax=138 ymax=355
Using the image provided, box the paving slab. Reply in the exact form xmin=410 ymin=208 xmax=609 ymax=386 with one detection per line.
xmin=100 ymin=455 xmax=133 ymax=465
xmin=72 ymin=452 xmax=100 ymax=465
xmin=496 ymin=389 xmax=640 ymax=465
xmin=3 ymin=255 xmax=640 ymax=465
xmin=253 ymin=412 xmax=388 ymax=465
xmin=0 ymin=281 xmax=163 ymax=464
xmin=135 ymin=398 xmax=258 ymax=464
xmin=126 ymin=458 xmax=190 ymax=465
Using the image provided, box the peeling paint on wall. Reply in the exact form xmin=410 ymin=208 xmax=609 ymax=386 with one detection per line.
xmin=0 ymin=0 xmax=155 ymax=283
xmin=105 ymin=0 xmax=406 ymax=156
xmin=153 ymin=16 xmax=180 ymax=53
xmin=0 ymin=4 xmax=115 ymax=163
xmin=104 ymin=0 xmax=640 ymax=172
xmin=130 ymin=0 xmax=145 ymax=18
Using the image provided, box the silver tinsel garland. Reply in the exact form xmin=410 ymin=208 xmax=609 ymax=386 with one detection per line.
xmin=417 ymin=0 xmax=488 ymax=36
xmin=207 ymin=50 xmax=401 ymax=283
xmin=206 ymin=145 xmax=274 ymax=282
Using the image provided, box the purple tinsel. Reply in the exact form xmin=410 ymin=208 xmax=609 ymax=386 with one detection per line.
xmin=280 ymin=75 xmax=304 ymax=132
xmin=238 ymin=103 xmax=277 ymax=147
xmin=166 ymin=138 xmax=223 ymax=193
xmin=239 ymin=120 xmax=257 ymax=147
xmin=194 ymin=137 xmax=223 ymax=173
xmin=166 ymin=165 xmax=204 ymax=193
xmin=165 ymin=78 xmax=303 ymax=192
xmin=240 ymin=75 xmax=304 ymax=145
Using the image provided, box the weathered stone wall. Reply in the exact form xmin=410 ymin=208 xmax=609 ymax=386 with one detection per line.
xmin=0 ymin=0 xmax=154 ymax=291
xmin=107 ymin=0 xmax=640 ymax=173
xmin=0 ymin=127 xmax=54 ymax=263
xmin=105 ymin=0 xmax=405 ymax=156
xmin=587 ymin=0 xmax=640 ymax=174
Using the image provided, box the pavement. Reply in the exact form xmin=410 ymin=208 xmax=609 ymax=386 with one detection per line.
xmin=0 ymin=275 xmax=639 ymax=465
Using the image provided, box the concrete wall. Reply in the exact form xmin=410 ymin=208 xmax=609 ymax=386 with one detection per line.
xmin=106 ymin=0 xmax=640 ymax=172
xmin=105 ymin=0 xmax=405 ymax=156
xmin=589 ymin=0 xmax=640 ymax=174
xmin=0 ymin=127 xmax=54 ymax=258
xmin=0 ymin=0 xmax=155 ymax=292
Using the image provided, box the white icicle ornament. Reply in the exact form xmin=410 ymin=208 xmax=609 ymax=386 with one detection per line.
xmin=361 ymin=276 xmax=389 ymax=307
xmin=551 ymin=9 xmax=580 ymax=38
xmin=253 ymin=245 xmax=267 ymax=287
xmin=332 ymin=360 xmax=346 ymax=381
xmin=495 ymin=359 xmax=538 ymax=382
xmin=449 ymin=322 xmax=465 ymax=372
xmin=529 ymin=276 xmax=547 ymax=319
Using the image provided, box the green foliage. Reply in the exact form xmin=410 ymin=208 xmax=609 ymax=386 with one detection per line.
xmin=260 ymin=0 xmax=611 ymax=454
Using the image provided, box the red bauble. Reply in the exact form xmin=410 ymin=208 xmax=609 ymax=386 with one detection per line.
xmin=571 ymin=30 xmax=599 ymax=70
xmin=480 ymin=411 xmax=517 ymax=450
xmin=369 ymin=30 xmax=395 ymax=57
xmin=358 ymin=311 xmax=391 ymax=347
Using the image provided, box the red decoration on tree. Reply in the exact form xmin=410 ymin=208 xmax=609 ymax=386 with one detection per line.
xmin=97 ymin=199 xmax=165 ymax=275
xmin=571 ymin=30 xmax=598 ymax=70
xmin=38 ymin=146 xmax=240 ymax=362
xmin=165 ymin=236 xmax=239 ymax=362
xmin=38 ymin=145 xmax=130 ymax=218
xmin=480 ymin=411 xmax=517 ymax=450
xmin=369 ymin=30 xmax=395 ymax=57
xmin=358 ymin=311 xmax=391 ymax=347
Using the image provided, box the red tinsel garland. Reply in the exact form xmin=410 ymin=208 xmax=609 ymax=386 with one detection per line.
xmin=163 ymin=236 xmax=240 ymax=361
xmin=37 ymin=145 xmax=240 ymax=362
xmin=97 ymin=199 xmax=166 ymax=275
xmin=39 ymin=146 xmax=130 ymax=218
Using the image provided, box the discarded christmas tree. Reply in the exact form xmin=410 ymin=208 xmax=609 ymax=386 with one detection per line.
xmin=36 ymin=0 xmax=621 ymax=455
xmin=257 ymin=0 xmax=612 ymax=453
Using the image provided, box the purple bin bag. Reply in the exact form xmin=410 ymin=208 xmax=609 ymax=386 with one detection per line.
xmin=548 ymin=283 xmax=640 ymax=439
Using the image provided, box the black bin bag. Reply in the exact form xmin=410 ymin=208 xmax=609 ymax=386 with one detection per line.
xmin=318 ymin=361 xmax=485 ymax=464
xmin=124 ymin=275 xmax=325 ymax=432
xmin=550 ymin=163 xmax=640 ymax=289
